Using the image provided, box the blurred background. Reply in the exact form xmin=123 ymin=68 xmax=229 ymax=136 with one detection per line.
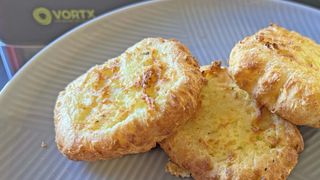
xmin=0 ymin=0 xmax=319 ymax=90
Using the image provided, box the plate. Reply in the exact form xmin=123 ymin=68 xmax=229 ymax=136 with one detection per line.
xmin=1 ymin=0 xmax=320 ymax=179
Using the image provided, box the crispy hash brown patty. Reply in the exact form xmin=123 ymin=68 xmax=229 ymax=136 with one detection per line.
xmin=54 ymin=38 xmax=203 ymax=160
xmin=160 ymin=62 xmax=303 ymax=180
xmin=229 ymin=24 xmax=320 ymax=127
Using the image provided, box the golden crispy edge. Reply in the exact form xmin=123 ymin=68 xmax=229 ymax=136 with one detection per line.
xmin=165 ymin=161 xmax=191 ymax=178
xmin=229 ymin=24 xmax=320 ymax=127
xmin=54 ymin=38 xmax=203 ymax=161
xmin=160 ymin=62 xmax=304 ymax=180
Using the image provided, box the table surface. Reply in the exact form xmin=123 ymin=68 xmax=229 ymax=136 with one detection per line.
xmin=0 ymin=0 xmax=319 ymax=91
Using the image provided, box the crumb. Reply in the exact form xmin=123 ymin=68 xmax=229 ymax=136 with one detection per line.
xmin=41 ymin=141 xmax=48 ymax=149
xmin=165 ymin=161 xmax=191 ymax=178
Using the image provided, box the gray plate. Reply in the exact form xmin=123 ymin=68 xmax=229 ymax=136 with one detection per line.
xmin=1 ymin=0 xmax=320 ymax=179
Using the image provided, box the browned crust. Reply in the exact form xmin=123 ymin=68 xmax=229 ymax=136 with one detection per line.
xmin=54 ymin=38 xmax=203 ymax=160
xmin=160 ymin=62 xmax=304 ymax=180
xmin=229 ymin=24 xmax=320 ymax=128
xmin=165 ymin=161 xmax=191 ymax=178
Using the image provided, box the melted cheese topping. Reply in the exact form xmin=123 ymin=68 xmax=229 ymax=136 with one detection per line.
xmin=176 ymin=67 xmax=284 ymax=169
xmin=60 ymin=40 xmax=186 ymax=131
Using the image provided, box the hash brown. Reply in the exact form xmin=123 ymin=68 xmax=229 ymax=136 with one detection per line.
xmin=54 ymin=38 xmax=203 ymax=160
xmin=229 ymin=24 xmax=320 ymax=127
xmin=160 ymin=62 xmax=303 ymax=179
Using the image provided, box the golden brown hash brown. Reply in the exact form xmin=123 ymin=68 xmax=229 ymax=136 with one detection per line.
xmin=54 ymin=38 xmax=203 ymax=160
